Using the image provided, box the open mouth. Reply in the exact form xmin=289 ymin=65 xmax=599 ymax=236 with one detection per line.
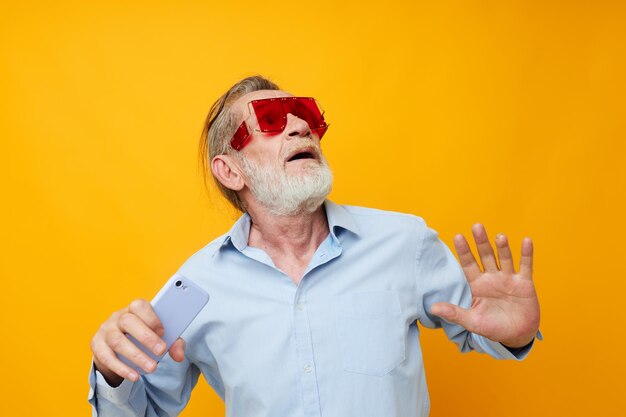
xmin=286 ymin=148 xmax=318 ymax=163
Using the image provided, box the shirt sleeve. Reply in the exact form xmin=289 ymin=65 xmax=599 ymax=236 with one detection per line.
xmin=87 ymin=352 xmax=201 ymax=417
xmin=415 ymin=224 xmax=541 ymax=360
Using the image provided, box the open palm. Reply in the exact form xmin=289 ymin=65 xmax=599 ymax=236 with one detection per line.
xmin=431 ymin=224 xmax=541 ymax=348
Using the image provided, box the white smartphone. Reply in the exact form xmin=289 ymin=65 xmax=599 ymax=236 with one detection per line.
xmin=119 ymin=273 xmax=209 ymax=375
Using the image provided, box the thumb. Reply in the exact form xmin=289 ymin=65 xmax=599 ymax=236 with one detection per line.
xmin=169 ymin=337 xmax=186 ymax=362
xmin=430 ymin=302 xmax=475 ymax=332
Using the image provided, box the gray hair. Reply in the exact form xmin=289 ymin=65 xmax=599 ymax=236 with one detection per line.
xmin=198 ymin=75 xmax=280 ymax=212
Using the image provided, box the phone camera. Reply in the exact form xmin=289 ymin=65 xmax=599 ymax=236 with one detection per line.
xmin=175 ymin=280 xmax=183 ymax=288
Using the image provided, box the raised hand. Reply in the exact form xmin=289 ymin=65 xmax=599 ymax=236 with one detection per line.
xmin=431 ymin=224 xmax=541 ymax=348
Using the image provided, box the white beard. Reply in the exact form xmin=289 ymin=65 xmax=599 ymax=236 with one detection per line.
xmin=240 ymin=155 xmax=333 ymax=216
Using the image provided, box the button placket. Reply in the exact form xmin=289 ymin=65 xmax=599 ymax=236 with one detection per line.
xmin=293 ymin=287 xmax=322 ymax=417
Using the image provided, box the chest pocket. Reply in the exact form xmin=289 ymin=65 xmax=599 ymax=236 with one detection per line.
xmin=334 ymin=290 xmax=406 ymax=377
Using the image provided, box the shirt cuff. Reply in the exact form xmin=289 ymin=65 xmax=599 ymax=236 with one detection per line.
xmin=498 ymin=329 xmax=544 ymax=360
xmin=90 ymin=360 xmax=136 ymax=405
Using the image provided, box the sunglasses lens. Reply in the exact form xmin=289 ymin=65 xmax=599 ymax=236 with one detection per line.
xmin=251 ymin=99 xmax=286 ymax=132
xmin=316 ymin=124 xmax=328 ymax=140
xmin=230 ymin=121 xmax=250 ymax=151
xmin=284 ymin=98 xmax=326 ymax=130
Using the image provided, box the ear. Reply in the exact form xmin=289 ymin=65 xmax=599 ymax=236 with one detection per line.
xmin=211 ymin=154 xmax=245 ymax=191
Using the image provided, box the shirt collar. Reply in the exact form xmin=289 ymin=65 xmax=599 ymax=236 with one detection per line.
xmin=324 ymin=199 xmax=360 ymax=240
xmin=219 ymin=200 xmax=360 ymax=252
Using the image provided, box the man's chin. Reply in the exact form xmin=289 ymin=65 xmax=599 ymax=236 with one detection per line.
xmin=244 ymin=158 xmax=333 ymax=216
xmin=267 ymin=198 xmax=326 ymax=217
xmin=257 ymin=186 xmax=331 ymax=217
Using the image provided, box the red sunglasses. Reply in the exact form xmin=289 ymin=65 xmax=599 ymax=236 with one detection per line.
xmin=230 ymin=97 xmax=329 ymax=151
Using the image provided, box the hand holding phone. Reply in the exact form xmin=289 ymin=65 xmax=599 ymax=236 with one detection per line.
xmin=91 ymin=274 xmax=209 ymax=385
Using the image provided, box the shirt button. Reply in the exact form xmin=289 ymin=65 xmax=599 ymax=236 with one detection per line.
xmin=296 ymin=303 xmax=304 ymax=311
xmin=303 ymin=364 xmax=312 ymax=373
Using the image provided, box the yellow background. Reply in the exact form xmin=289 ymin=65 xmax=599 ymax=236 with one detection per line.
xmin=1 ymin=1 xmax=624 ymax=416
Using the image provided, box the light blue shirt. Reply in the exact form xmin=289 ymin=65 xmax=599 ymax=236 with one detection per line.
xmin=88 ymin=200 xmax=539 ymax=417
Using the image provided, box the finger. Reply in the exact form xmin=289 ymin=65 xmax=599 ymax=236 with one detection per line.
xmin=453 ymin=234 xmax=481 ymax=282
xmin=169 ymin=338 xmax=186 ymax=362
xmin=129 ymin=299 xmax=165 ymax=337
xmin=519 ymin=237 xmax=534 ymax=278
xmin=118 ymin=311 xmax=167 ymax=357
xmin=472 ymin=223 xmax=498 ymax=272
xmin=430 ymin=302 xmax=477 ymax=333
xmin=92 ymin=335 xmax=140 ymax=382
xmin=105 ymin=329 xmax=158 ymax=373
xmin=495 ymin=233 xmax=515 ymax=274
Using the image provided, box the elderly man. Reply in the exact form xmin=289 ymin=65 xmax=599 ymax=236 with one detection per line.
xmin=88 ymin=76 xmax=541 ymax=417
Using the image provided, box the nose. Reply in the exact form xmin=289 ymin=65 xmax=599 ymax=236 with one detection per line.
xmin=284 ymin=113 xmax=311 ymax=139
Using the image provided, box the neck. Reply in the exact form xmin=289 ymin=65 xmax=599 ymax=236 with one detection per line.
xmin=247 ymin=202 xmax=329 ymax=260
